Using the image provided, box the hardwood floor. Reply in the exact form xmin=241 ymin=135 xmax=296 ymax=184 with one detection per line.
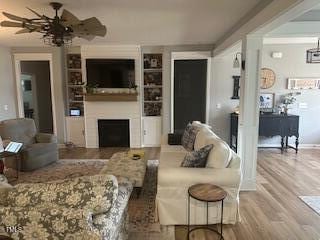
xmin=59 ymin=148 xmax=320 ymax=240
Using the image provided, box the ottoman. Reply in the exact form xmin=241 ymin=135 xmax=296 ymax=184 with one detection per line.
xmin=100 ymin=151 xmax=147 ymax=196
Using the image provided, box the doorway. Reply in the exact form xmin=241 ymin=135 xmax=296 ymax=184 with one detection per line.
xmin=171 ymin=52 xmax=211 ymax=132
xmin=14 ymin=54 xmax=56 ymax=134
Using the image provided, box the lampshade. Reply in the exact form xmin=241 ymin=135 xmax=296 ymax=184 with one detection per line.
xmin=306 ymin=38 xmax=320 ymax=63
xmin=233 ymin=57 xmax=240 ymax=68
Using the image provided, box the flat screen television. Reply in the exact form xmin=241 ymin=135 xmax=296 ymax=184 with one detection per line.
xmin=86 ymin=59 xmax=135 ymax=88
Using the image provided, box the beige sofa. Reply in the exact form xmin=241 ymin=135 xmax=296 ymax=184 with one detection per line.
xmin=156 ymin=122 xmax=242 ymax=225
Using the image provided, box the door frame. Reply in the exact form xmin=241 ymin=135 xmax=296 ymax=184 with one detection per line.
xmin=14 ymin=53 xmax=57 ymax=135
xmin=170 ymin=51 xmax=212 ymax=132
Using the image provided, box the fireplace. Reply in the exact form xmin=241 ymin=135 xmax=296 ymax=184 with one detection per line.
xmin=98 ymin=119 xmax=130 ymax=147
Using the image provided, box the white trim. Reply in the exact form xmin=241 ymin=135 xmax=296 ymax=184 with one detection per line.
xmin=13 ymin=53 xmax=57 ymax=135
xmin=263 ymin=37 xmax=318 ymax=45
xmin=170 ymin=51 xmax=212 ymax=132
xmin=258 ymin=143 xmax=320 ymax=149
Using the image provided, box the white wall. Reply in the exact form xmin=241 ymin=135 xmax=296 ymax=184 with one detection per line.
xmin=210 ymin=43 xmax=320 ymax=146
xmin=0 ymin=46 xmax=17 ymax=121
xmin=210 ymin=52 xmax=240 ymax=142
xmin=260 ymin=43 xmax=320 ymax=146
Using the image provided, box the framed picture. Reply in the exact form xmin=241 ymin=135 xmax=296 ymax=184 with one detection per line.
xmin=259 ymin=93 xmax=274 ymax=109
xmin=287 ymin=78 xmax=320 ymax=90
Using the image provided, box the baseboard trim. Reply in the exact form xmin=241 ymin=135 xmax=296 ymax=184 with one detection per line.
xmin=298 ymin=144 xmax=320 ymax=149
xmin=258 ymin=144 xmax=320 ymax=149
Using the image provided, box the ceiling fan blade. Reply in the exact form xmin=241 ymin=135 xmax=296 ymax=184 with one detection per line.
xmin=61 ymin=9 xmax=81 ymax=26
xmin=81 ymin=17 xmax=105 ymax=29
xmin=72 ymin=17 xmax=106 ymax=37
xmin=15 ymin=28 xmax=31 ymax=34
xmin=2 ymin=12 xmax=28 ymax=22
xmin=27 ymin=7 xmax=51 ymax=22
xmin=15 ymin=25 xmax=42 ymax=34
xmin=89 ymin=26 xmax=107 ymax=37
xmin=26 ymin=7 xmax=42 ymax=18
xmin=0 ymin=21 xmax=23 ymax=27
xmin=73 ymin=33 xmax=95 ymax=41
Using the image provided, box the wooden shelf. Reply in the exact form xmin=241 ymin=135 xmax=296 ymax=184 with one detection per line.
xmin=144 ymin=85 xmax=162 ymax=88
xmin=68 ymin=84 xmax=85 ymax=87
xmin=144 ymin=68 xmax=162 ymax=72
xmin=144 ymin=100 xmax=162 ymax=103
xmin=85 ymin=93 xmax=138 ymax=102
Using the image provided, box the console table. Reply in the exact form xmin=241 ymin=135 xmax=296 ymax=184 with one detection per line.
xmin=230 ymin=113 xmax=299 ymax=153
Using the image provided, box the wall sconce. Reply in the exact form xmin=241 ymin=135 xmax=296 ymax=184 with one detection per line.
xmin=233 ymin=52 xmax=245 ymax=70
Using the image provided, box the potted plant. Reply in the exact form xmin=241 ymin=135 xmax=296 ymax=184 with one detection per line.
xmin=281 ymin=92 xmax=301 ymax=114
xmin=85 ymin=83 xmax=99 ymax=94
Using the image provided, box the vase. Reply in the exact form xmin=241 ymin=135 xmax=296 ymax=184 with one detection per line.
xmin=283 ymin=107 xmax=288 ymax=115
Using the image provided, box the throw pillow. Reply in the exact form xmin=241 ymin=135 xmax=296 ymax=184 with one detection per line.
xmin=181 ymin=144 xmax=213 ymax=168
xmin=181 ymin=123 xmax=200 ymax=151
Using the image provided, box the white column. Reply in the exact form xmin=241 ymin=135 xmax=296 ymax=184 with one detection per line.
xmin=238 ymin=35 xmax=263 ymax=190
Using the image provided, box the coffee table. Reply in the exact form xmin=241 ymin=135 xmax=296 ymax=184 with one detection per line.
xmin=187 ymin=183 xmax=227 ymax=240
xmin=100 ymin=151 xmax=147 ymax=197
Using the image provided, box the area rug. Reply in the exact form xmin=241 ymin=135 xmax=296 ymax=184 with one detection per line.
xmin=8 ymin=159 xmax=107 ymax=184
xmin=128 ymin=159 xmax=159 ymax=232
xmin=7 ymin=158 xmax=169 ymax=237
xmin=299 ymin=196 xmax=320 ymax=215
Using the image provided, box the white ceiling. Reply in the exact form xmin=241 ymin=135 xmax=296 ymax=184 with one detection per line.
xmin=0 ymin=0 xmax=266 ymax=47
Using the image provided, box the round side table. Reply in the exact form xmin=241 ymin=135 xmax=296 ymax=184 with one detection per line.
xmin=187 ymin=183 xmax=227 ymax=240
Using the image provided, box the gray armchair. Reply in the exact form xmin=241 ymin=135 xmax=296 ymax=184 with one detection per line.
xmin=0 ymin=118 xmax=58 ymax=171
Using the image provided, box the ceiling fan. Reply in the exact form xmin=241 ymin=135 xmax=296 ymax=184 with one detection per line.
xmin=0 ymin=2 xmax=107 ymax=47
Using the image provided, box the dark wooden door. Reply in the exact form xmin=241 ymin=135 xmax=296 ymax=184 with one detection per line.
xmin=173 ymin=59 xmax=207 ymax=132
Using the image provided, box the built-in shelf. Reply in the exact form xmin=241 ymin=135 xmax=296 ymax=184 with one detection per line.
xmin=85 ymin=92 xmax=138 ymax=102
xmin=144 ymin=100 xmax=162 ymax=103
xmin=144 ymin=85 xmax=162 ymax=88
xmin=66 ymin=53 xmax=84 ymax=116
xmin=68 ymin=84 xmax=85 ymax=87
xmin=144 ymin=68 xmax=162 ymax=72
xmin=143 ymin=53 xmax=163 ymax=116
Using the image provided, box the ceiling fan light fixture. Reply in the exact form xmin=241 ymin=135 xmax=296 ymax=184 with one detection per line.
xmin=0 ymin=2 xmax=107 ymax=47
xmin=233 ymin=57 xmax=240 ymax=68
xmin=233 ymin=52 xmax=245 ymax=70
xmin=306 ymin=38 xmax=320 ymax=63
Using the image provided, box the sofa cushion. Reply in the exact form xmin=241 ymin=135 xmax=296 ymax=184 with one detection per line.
xmin=160 ymin=151 xmax=187 ymax=169
xmin=181 ymin=123 xmax=200 ymax=151
xmin=0 ymin=118 xmax=37 ymax=146
xmin=205 ymin=137 xmax=232 ymax=168
xmin=194 ymin=127 xmax=220 ymax=150
xmin=192 ymin=121 xmax=212 ymax=129
xmin=22 ymin=142 xmax=57 ymax=156
xmin=0 ymin=206 xmax=100 ymax=240
xmin=181 ymin=144 xmax=213 ymax=168
xmin=6 ymin=174 xmax=118 ymax=215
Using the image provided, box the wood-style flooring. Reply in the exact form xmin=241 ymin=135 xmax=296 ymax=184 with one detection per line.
xmin=59 ymin=148 xmax=320 ymax=240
